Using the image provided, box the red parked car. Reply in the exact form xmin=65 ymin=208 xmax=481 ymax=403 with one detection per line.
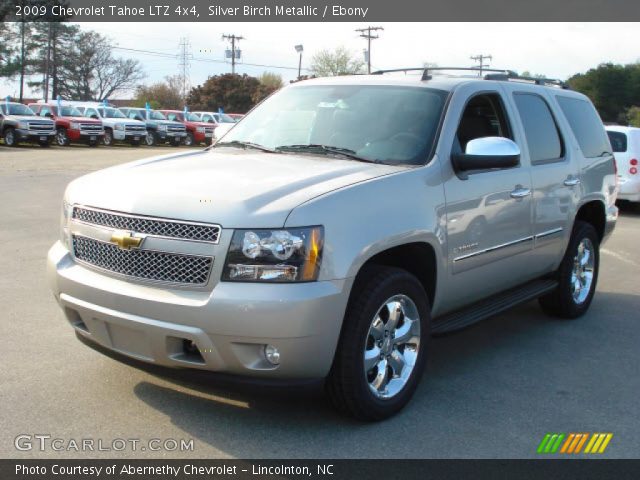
xmin=159 ymin=110 xmax=215 ymax=146
xmin=29 ymin=102 xmax=104 ymax=147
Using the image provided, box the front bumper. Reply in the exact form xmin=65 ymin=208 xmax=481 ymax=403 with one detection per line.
xmin=68 ymin=130 xmax=105 ymax=142
xmin=16 ymin=129 xmax=55 ymax=142
xmin=47 ymin=241 xmax=350 ymax=379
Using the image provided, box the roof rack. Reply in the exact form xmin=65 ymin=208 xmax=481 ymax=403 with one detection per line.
xmin=371 ymin=66 xmax=570 ymax=89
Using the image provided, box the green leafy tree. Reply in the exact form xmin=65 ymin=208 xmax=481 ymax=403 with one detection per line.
xmin=627 ymin=106 xmax=640 ymax=127
xmin=0 ymin=23 xmax=20 ymax=78
xmin=134 ymin=75 xmax=184 ymax=109
xmin=310 ymin=46 xmax=364 ymax=77
xmin=187 ymin=74 xmax=263 ymax=113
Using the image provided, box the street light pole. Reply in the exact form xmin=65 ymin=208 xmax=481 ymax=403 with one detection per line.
xmin=295 ymin=45 xmax=304 ymax=80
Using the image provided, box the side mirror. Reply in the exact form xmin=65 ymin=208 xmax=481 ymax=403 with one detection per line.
xmin=452 ymin=137 xmax=520 ymax=176
xmin=135 ymin=115 xmax=144 ymax=121
xmin=44 ymin=112 xmax=53 ymax=118
xmin=90 ymin=115 xmax=99 ymax=120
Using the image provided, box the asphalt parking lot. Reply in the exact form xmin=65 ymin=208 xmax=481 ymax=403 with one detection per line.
xmin=1 ymin=145 xmax=639 ymax=459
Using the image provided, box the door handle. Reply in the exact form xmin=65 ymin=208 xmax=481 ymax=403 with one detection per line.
xmin=510 ymin=187 xmax=531 ymax=199
xmin=564 ymin=177 xmax=581 ymax=187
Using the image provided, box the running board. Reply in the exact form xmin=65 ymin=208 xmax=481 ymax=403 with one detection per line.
xmin=431 ymin=278 xmax=558 ymax=335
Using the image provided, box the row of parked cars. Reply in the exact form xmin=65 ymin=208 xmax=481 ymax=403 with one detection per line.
xmin=0 ymin=100 xmax=242 ymax=148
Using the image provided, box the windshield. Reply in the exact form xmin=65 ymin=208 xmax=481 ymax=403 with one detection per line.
xmin=217 ymin=113 xmax=236 ymax=123
xmin=150 ymin=110 xmax=166 ymax=120
xmin=57 ymin=106 xmax=83 ymax=117
xmin=221 ymin=85 xmax=448 ymax=165
xmin=186 ymin=113 xmax=201 ymax=122
xmin=99 ymin=107 xmax=126 ymax=119
xmin=2 ymin=103 xmax=35 ymax=116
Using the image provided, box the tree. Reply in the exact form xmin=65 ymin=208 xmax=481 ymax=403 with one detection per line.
xmin=187 ymin=74 xmax=262 ymax=113
xmin=52 ymin=30 xmax=145 ymax=101
xmin=253 ymin=72 xmax=283 ymax=103
xmin=568 ymin=62 xmax=640 ymax=123
xmin=134 ymin=75 xmax=184 ymax=109
xmin=0 ymin=23 xmax=20 ymax=78
xmin=627 ymin=106 xmax=640 ymax=127
xmin=309 ymin=46 xmax=365 ymax=77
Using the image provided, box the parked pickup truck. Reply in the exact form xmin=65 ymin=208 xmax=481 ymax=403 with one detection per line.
xmin=193 ymin=110 xmax=237 ymax=141
xmin=29 ymin=102 xmax=104 ymax=147
xmin=159 ymin=110 xmax=215 ymax=146
xmin=120 ymin=107 xmax=187 ymax=147
xmin=74 ymin=103 xmax=146 ymax=146
xmin=0 ymin=102 xmax=55 ymax=147
xmin=48 ymin=68 xmax=618 ymax=420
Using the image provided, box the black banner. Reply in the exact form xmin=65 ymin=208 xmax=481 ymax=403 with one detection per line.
xmin=3 ymin=460 xmax=640 ymax=480
xmin=4 ymin=0 xmax=640 ymax=22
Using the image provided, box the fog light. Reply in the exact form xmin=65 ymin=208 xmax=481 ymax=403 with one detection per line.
xmin=264 ymin=344 xmax=280 ymax=365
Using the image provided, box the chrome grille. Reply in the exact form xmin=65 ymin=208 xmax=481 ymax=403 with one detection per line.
xmin=80 ymin=123 xmax=103 ymax=132
xmin=125 ymin=124 xmax=145 ymax=133
xmin=72 ymin=207 xmax=221 ymax=243
xmin=73 ymin=235 xmax=213 ymax=285
xmin=168 ymin=125 xmax=186 ymax=132
xmin=27 ymin=121 xmax=55 ymax=132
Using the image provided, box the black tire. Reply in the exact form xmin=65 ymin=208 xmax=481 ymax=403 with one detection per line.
xmin=3 ymin=128 xmax=17 ymax=147
xmin=205 ymin=137 xmax=213 ymax=146
xmin=326 ymin=265 xmax=430 ymax=421
xmin=56 ymin=128 xmax=69 ymax=146
xmin=184 ymin=132 xmax=195 ymax=147
xmin=103 ymin=129 xmax=114 ymax=146
xmin=539 ymin=220 xmax=600 ymax=319
xmin=145 ymin=130 xmax=157 ymax=146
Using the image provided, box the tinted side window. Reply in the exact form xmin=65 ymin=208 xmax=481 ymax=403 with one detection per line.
xmin=513 ymin=93 xmax=563 ymax=164
xmin=556 ymin=96 xmax=610 ymax=158
xmin=606 ymin=131 xmax=627 ymax=153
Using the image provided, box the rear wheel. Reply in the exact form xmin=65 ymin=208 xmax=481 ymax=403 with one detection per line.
xmin=539 ymin=220 xmax=600 ymax=319
xmin=56 ymin=128 xmax=69 ymax=146
xmin=3 ymin=128 xmax=17 ymax=147
xmin=326 ymin=266 xmax=430 ymax=421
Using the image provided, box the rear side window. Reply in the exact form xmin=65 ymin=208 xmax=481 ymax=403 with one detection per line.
xmin=556 ymin=96 xmax=610 ymax=158
xmin=513 ymin=93 xmax=563 ymax=164
xmin=607 ymin=131 xmax=628 ymax=153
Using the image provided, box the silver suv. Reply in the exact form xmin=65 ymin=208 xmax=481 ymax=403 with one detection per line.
xmin=48 ymin=68 xmax=618 ymax=420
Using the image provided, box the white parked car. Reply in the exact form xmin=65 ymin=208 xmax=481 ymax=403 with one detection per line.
xmin=606 ymin=126 xmax=640 ymax=203
xmin=193 ymin=111 xmax=237 ymax=141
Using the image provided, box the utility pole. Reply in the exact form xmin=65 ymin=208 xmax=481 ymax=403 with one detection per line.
xmin=19 ymin=10 xmax=25 ymax=102
xmin=355 ymin=26 xmax=383 ymax=74
xmin=470 ymin=54 xmax=492 ymax=76
xmin=178 ymin=37 xmax=193 ymax=101
xmin=222 ymin=34 xmax=244 ymax=74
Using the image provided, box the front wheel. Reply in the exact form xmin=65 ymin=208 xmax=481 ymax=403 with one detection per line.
xmin=56 ymin=128 xmax=69 ymax=146
xmin=539 ymin=221 xmax=600 ymax=319
xmin=145 ymin=130 xmax=157 ymax=146
xmin=103 ymin=129 xmax=114 ymax=146
xmin=3 ymin=128 xmax=17 ymax=147
xmin=184 ymin=132 xmax=195 ymax=146
xmin=326 ymin=266 xmax=430 ymax=421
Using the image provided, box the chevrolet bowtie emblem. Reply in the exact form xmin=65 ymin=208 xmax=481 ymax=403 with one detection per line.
xmin=110 ymin=231 xmax=143 ymax=250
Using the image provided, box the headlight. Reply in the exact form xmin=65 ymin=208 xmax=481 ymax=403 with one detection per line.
xmin=70 ymin=122 xmax=80 ymax=130
xmin=60 ymin=200 xmax=73 ymax=249
xmin=222 ymin=227 xmax=323 ymax=282
xmin=18 ymin=121 xmax=29 ymax=129
xmin=157 ymin=124 xmax=167 ymax=131
xmin=114 ymin=123 xmax=124 ymax=131
xmin=196 ymin=126 xmax=205 ymax=133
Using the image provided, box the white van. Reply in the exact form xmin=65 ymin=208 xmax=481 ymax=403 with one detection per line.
xmin=606 ymin=126 xmax=640 ymax=203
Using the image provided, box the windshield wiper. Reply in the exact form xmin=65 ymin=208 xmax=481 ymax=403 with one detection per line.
xmin=275 ymin=144 xmax=378 ymax=163
xmin=214 ymin=140 xmax=275 ymax=153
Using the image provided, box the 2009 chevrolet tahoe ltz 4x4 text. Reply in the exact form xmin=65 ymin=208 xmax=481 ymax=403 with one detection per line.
xmin=48 ymin=68 xmax=618 ymax=420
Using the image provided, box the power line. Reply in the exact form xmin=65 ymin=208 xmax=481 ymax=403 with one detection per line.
xmin=355 ymin=26 xmax=383 ymax=74
xmin=111 ymin=46 xmax=309 ymax=71
xmin=470 ymin=54 xmax=492 ymax=76
xmin=221 ymin=34 xmax=244 ymax=74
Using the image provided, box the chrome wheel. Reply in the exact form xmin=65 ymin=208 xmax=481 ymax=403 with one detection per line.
xmin=4 ymin=129 xmax=16 ymax=146
xmin=571 ymin=238 xmax=595 ymax=305
xmin=145 ymin=131 xmax=155 ymax=146
xmin=56 ymin=129 xmax=68 ymax=146
xmin=103 ymin=130 xmax=113 ymax=146
xmin=364 ymin=294 xmax=421 ymax=399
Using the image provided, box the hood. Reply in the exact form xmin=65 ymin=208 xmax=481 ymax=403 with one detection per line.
xmin=150 ymin=120 xmax=185 ymax=128
xmin=64 ymin=116 xmax=100 ymax=123
xmin=10 ymin=115 xmax=51 ymax=122
xmin=66 ymin=147 xmax=405 ymax=228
